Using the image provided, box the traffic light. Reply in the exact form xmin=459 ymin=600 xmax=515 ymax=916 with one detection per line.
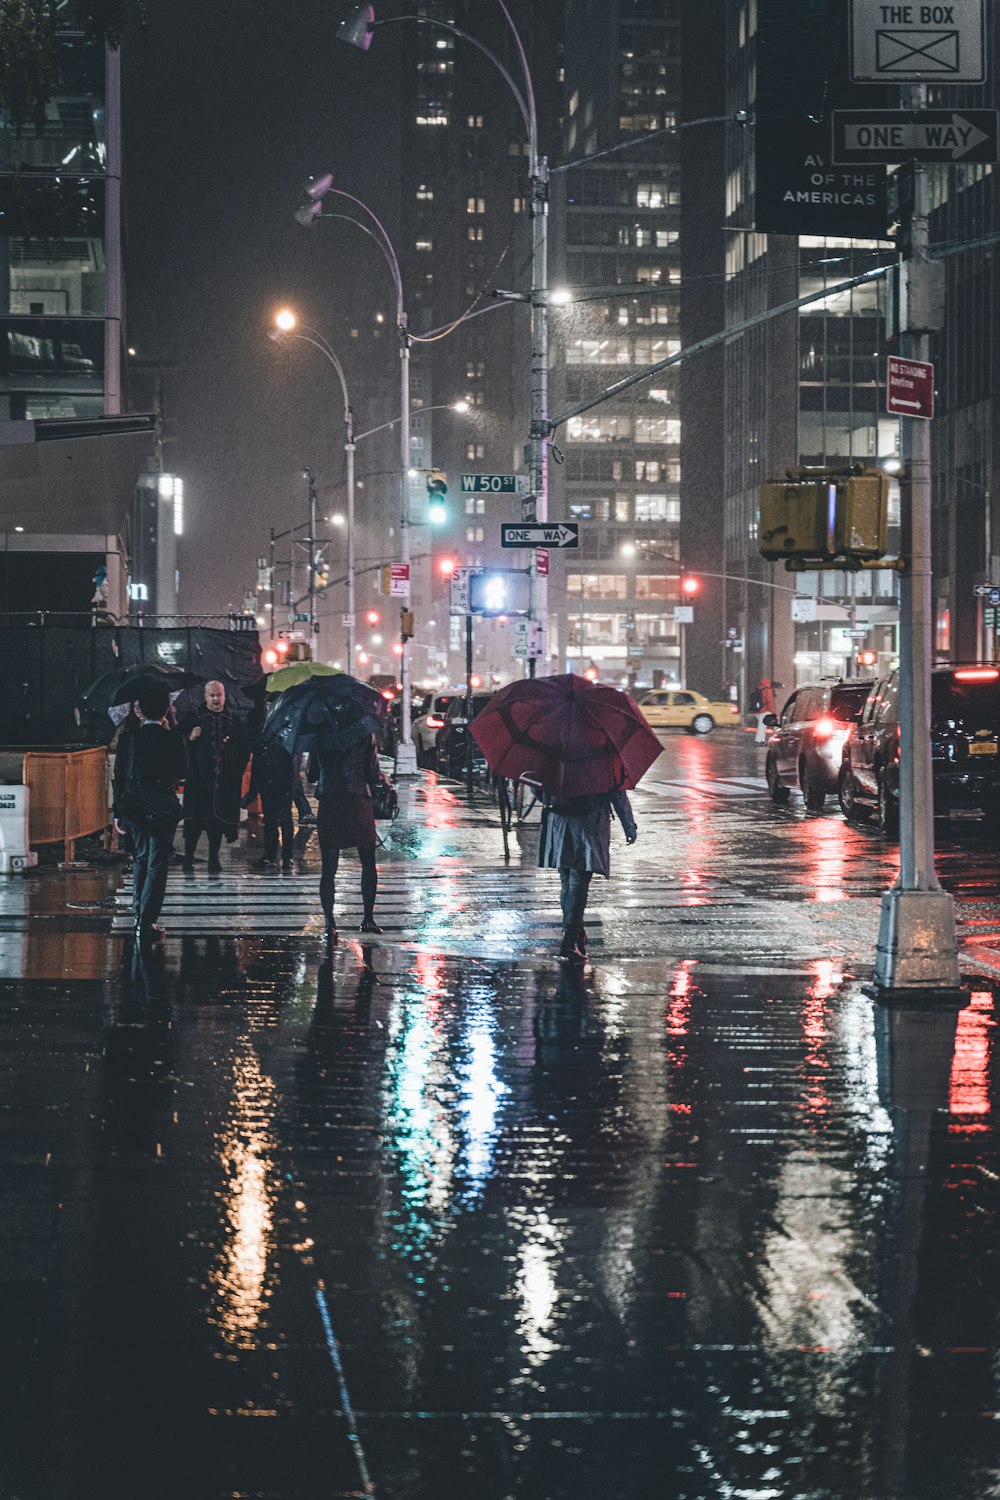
xmin=366 ymin=608 xmax=380 ymax=625
xmin=681 ymin=575 xmax=701 ymax=597
xmin=313 ymin=556 xmax=330 ymax=589
xmin=856 ymin=649 xmax=877 ymax=671
xmin=758 ymin=468 xmax=889 ymax=563
xmin=438 ymin=555 xmax=457 ymax=577
xmin=427 ymin=468 xmax=448 ymax=525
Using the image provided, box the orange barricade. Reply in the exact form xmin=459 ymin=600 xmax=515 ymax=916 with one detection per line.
xmin=23 ymin=747 xmax=110 ymax=863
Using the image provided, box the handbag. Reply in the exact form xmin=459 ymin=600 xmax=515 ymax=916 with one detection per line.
xmin=120 ymin=779 xmax=184 ymax=837
xmin=371 ymin=776 xmax=399 ymax=822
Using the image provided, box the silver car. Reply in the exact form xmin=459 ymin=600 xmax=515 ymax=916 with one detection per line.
xmin=764 ymin=679 xmax=873 ymax=811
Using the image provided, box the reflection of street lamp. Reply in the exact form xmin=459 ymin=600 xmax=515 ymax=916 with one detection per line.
xmin=337 ymin=0 xmax=550 ymax=676
xmin=269 ymin=310 xmax=356 ymax=668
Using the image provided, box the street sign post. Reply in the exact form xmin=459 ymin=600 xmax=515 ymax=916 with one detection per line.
xmin=973 ymin=584 xmax=1000 ymax=604
xmin=850 ymin=0 xmax=985 ymax=84
xmin=460 ymin=473 xmax=528 ymax=494
xmin=500 ymin=523 xmax=580 ymax=549
xmin=832 ymin=109 xmax=998 ymax=163
xmin=887 ymin=355 xmax=934 ymax=418
xmin=514 ymin=620 xmax=543 ymax=660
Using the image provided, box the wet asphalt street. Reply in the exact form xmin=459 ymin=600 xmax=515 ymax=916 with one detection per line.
xmin=1 ymin=731 xmax=999 ymax=1499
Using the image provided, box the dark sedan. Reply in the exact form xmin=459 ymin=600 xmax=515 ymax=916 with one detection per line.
xmin=839 ymin=664 xmax=1000 ymax=836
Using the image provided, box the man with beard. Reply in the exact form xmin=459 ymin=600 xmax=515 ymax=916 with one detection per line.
xmin=179 ymin=680 xmax=250 ymax=873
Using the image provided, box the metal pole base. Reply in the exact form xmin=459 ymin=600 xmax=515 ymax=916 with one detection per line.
xmin=873 ymin=888 xmax=962 ymax=999
xmin=394 ymin=741 xmax=419 ymax=777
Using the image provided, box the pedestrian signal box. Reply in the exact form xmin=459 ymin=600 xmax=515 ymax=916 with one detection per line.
xmin=758 ymin=467 xmax=889 ymax=565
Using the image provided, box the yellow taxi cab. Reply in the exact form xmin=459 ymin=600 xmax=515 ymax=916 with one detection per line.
xmin=636 ymin=688 xmax=740 ymax=735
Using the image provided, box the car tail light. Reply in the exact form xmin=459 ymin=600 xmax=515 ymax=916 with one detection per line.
xmin=729 ymin=703 xmax=739 ymax=714
xmin=425 ymin=715 xmax=445 ymax=729
xmin=811 ymin=715 xmax=836 ymax=739
xmin=954 ymin=668 xmax=1000 ymax=682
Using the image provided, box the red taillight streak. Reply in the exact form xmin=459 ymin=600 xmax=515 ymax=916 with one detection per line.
xmin=954 ymin=669 xmax=1000 ymax=682
xmin=811 ymin=716 xmax=836 ymax=739
xmin=425 ymin=716 xmax=445 ymax=729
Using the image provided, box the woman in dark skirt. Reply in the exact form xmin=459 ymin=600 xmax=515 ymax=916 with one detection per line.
xmin=538 ymin=786 xmax=638 ymax=963
xmin=311 ymin=734 xmax=390 ymax=948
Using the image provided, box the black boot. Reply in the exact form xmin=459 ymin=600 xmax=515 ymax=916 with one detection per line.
xmin=359 ymin=915 xmax=383 ymax=934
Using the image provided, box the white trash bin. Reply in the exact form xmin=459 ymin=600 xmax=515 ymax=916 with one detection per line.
xmin=0 ymin=786 xmax=39 ymax=873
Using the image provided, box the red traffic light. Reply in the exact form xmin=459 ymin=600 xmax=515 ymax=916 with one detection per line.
xmin=366 ymin=609 xmax=380 ymax=625
xmin=856 ymin=649 xmax=877 ymax=668
xmin=263 ymin=646 xmax=280 ymax=669
xmin=438 ymin=556 xmax=457 ymax=577
xmin=681 ymin=575 xmax=701 ymax=597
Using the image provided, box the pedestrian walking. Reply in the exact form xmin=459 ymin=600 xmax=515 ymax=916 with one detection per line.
xmin=538 ymin=786 xmax=638 ymax=962
xmin=310 ymin=734 xmax=392 ymax=948
xmin=113 ymin=686 xmax=185 ymax=945
xmin=752 ymin=677 xmax=776 ymax=744
xmin=179 ymin=680 xmax=250 ymax=873
xmin=252 ymin=740 xmax=297 ymax=871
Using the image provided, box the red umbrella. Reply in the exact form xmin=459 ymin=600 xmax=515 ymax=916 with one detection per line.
xmin=469 ymin=673 xmax=663 ymax=798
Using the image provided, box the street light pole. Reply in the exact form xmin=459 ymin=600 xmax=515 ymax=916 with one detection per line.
xmin=270 ymin=316 xmax=358 ymax=672
xmin=335 ymin=1 xmax=548 ymax=677
xmin=295 ymin=181 xmax=418 ymax=773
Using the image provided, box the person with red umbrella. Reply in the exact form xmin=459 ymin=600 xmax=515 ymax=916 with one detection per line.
xmin=470 ymin=673 xmax=659 ymax=962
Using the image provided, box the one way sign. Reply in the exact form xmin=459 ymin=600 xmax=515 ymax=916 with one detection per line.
xmin=832 ymin=109 xmax=998 ymax=164
xmin=500 ymin=522 xmax=580 ymax=549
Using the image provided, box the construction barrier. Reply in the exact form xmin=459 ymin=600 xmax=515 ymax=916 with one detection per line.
xmin=23 ymin=748 xmax=110 ymax=863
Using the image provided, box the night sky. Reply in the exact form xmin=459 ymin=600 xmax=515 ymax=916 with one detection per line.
xmin=122 ymin=1 xmax=402 ymax=616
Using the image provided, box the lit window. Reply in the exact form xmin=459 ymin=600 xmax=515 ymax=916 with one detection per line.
xmin=416 ymin=239 xmax=433 ymax=251
xmin=416 ymin=184 xmax=433 ymax=200
xmin=466 ymin=196 xmax=485 ymax=214
xmin=467 ymin=114 xmax=484 ymax=128
xmin=467 ymin=225 xmax=484 ymax=241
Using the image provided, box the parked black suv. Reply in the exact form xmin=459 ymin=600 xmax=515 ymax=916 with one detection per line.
xmin=839 ymin=664 xmax=1000 ymax=835
xmin=764 ymin=679 xmax=873 ymax=811
xmin=435 ymin=694 xmax=494 ymax=778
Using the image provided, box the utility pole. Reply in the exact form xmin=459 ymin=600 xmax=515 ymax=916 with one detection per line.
xmin=305 ymin=468 xmax=319 ymax=659
xmin=527 ymin=153 xmax=549 ymax=680
xmin=873 ymin=84 xmax=960 ymax=998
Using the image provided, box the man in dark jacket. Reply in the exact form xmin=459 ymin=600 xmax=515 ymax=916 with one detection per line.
xmin=114 ymin=687 xmax=186 ymax=944
xmin=178 ymin=680 xmax=250 ymax=873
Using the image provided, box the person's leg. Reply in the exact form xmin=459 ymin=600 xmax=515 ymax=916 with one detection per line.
xmin=292 ymin=767 xmax=312 ymax=820
xmin=132 ymin=827 xmax=150 ymax=928
xmin=359 ymin=845 xmax=381 ymax=932
xmin=319 ymin=847 xmax=340 ymax=944
xmin=564 ymin=870 xmax=592 ymax=956
xmin=278 ymin=795 xmax=295 ymax=868
xmin=206 ymin=818 xmax=223 ymax=871
xmin=142 ymin=832 xmax=171 ymax=930
xmin=182 ymin=819 xmax=199 ymax=870
xmin=257 ymin=786 xmax=278 ymax=864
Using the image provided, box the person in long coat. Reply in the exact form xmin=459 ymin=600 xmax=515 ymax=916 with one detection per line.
xmin=309 ymin=734 xmax=391 ymax=949
xmin=113 ymin=687 xmax=186 ymax=944
xmin=538 ymin=785 xmax=638 ymax=962
xmin=178 ymin=680 xmax=250 ymax=872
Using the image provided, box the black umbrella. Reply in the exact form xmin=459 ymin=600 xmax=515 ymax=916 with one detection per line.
xmin=260 ymin=674 xmax=388 ymax=757
xmin=108 ymin=667 xmax=204 ymax=707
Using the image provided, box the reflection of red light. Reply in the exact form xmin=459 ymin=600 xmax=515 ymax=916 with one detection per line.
xmin=949 ymin=990 xmax=993 ymax=1129
xmin=955 ymin=668 xmax=1000 ymax=682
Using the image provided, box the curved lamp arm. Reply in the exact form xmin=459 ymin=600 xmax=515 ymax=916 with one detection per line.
xmin=337 ymin=8 xmax=533 ymax=150
xmin=271 ymin=328 xmax=351 ymax=429
xmin=306 ymin=181 xmax=404 ymax=326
